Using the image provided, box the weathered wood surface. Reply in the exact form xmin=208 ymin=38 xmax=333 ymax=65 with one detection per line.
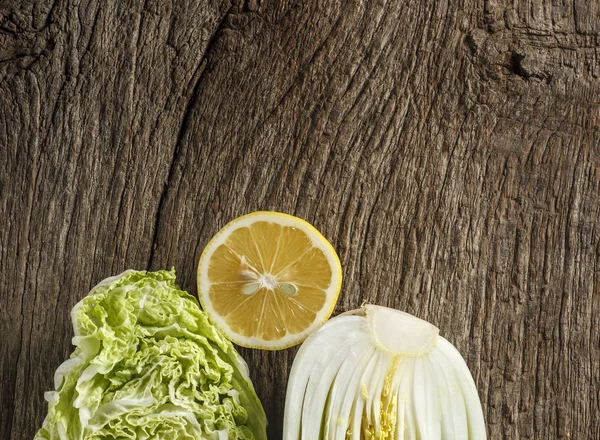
xmin=2 ymin=0 xmax=599 ymax=438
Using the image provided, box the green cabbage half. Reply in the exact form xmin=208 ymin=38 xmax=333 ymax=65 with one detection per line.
xmin=35 ymin=269 xmax=267 ymax=440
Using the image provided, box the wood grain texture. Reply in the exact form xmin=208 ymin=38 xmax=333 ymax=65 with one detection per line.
xmin=1 ymin=0 xmax=599 ymax=438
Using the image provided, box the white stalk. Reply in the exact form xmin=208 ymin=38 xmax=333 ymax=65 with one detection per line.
xmin=283 ymin=305 xmax=486 ymax=440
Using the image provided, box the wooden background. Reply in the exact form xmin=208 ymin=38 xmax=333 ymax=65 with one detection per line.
xmin=2 ymin=0 xmax=599 ymax=438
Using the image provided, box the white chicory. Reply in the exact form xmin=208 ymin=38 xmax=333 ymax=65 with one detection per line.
xmin=283 ymin=304 xmax=486 ymax=439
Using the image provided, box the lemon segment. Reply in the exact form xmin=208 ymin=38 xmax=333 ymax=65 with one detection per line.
xmin=197 ymin=211 xmax=342 ymax=349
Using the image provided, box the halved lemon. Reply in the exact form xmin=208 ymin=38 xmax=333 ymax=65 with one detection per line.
xmin=197 ymin=211 xmax=343 ymax=350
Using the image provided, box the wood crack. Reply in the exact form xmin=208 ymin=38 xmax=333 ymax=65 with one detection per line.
xmin=147 ymin=5 xmax=233 ymax=269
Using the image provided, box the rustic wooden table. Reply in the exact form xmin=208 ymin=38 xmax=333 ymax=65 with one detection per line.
xmin=2 ymin=0 xmax=599 ymax=438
